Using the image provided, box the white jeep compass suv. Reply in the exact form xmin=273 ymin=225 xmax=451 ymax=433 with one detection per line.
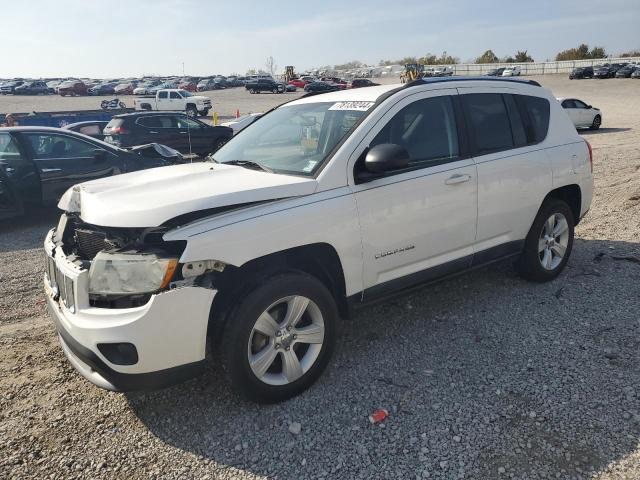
xmin=44 ymin=77 xmax=594 ymax=403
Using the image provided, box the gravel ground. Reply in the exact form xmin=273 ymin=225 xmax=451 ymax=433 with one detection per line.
xmin=1 ymin=75 xmax=639 ymax=479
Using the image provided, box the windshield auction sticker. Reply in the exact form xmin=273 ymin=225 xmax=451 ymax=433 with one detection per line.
xmin=329 ymin=101 xmax=376 ymax=111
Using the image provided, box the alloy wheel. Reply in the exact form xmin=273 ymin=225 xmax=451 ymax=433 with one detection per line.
xmin=247 ymin=295 xmax=325 ymax=386
xmin=538 ymin=213 xmax=570 ymax=270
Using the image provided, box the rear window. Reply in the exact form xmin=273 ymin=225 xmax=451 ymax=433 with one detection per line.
xmin=514 ymin=95 xmax=550 ymax=144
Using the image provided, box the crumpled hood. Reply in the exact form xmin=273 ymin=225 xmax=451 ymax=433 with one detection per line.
xmin=58 ymin=162 xmax=318 ymax=227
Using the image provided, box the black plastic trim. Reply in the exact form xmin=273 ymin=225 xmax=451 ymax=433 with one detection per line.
xmin=405 ymin=76 xmax=541 ymax=87
xmin=51 ymin=311 xmax=205 ymax=391
xmin=349 ymin=240 xmax=524 ymax=308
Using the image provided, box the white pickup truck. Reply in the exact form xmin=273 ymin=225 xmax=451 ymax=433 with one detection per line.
xmin=134 ymin=89 xmax=212 ymax=117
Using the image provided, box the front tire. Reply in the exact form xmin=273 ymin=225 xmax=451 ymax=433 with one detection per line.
xmin=516 ymin=199 xmax=574 ymax=282
xmin=186 ymin=106 xmax=198 ymax=118
xmin=220 ymin=272 xmax=338 ymax=403
xmin=590 ymin=115 xmax=601 ymax=130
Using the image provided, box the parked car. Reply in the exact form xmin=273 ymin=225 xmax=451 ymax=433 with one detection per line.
xmin=46 ymin=80 xmax=62 ymax=94
xmin=348 ymin=78 xmax=380 ymax=88
xmin=63 ymin=121 xmax=109 ymax=140
xmin=220 ymin=113 xmax=263 ymax=134
xmin=502 ymin=66 xmax=521 ymax=76
xmin=0 ymin=80 xmax=24 ymax=95
xmin=569 ymin=66 xmax=594 ymax=79
xmin=245 ymin=78 xmax=285 ymax=94
xmin=226 ymin=76 xmax=242 ymax=87
xmin=197 ymin=78 xmax=216 ymax=91
xmin=58 ymin=80 xmax=89 ymax=96
xmin=103 ymin=112 xmax=232 ymax=156
xmin=632 ymin=68 xmax=640 ymax=79
xmin=178 ymin=80 xmax=198 ymax=92
xmin=133 ymin=80 xmax=161 ymax=95
xmin=148 ymin=81 xmax=179 ymax=95
xmin=0 ymin=126 xmax=184 ymax=219
xmin=303 ymin=81 xmax=341 ymax=93
xmin=484 ymin=67 xmax=506 ymax=76
xmin=593 ymin=65 xmax=614 ymax=78
xmin=432 ymin=66 xmax=454 ymax=77
xmin=615 ymin=65 xmax=637 ymax=78
xmin=558 ymin=98 xmax=602 ymax=130
xmin=288 ymin=79 xmax=307 ymax=89
xmin=14 ymin=81 xmax=49 ymax=95
xmin=89 ymin=83 xmax=116 ymax=96
xmin=320 ymin=77 xmax=347 ymax=89
xmin=43 ymin=77 xmax=593 ymax=403
xmin=134 ymin=89 xmax=212 ymax=117
xmin=213 ymin=76 xmax=228 ymax=89
xmin=114 ymin=82 xmax=137 ymax=95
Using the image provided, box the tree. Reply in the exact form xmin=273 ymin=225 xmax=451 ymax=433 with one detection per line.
xmin=555 ymin=44 xmax=606 ymax=61
xmin=475 ymin=50 xmax=499 ymax=64
xmin=620 ymin=50 xmax=640 ymax=58
xmin=514 ymin=50 xmax=534 ymax=62
xmin=265 ymin=56 xmax=277 ymax=76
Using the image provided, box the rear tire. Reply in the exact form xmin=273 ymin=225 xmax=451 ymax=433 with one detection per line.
xmin=220 ymin=272 xmax=338 ymax=403
xmin=516 ymin=199 xmax=574 ymax=282
xmin=590 ymin=115 xmax=601 ymax=130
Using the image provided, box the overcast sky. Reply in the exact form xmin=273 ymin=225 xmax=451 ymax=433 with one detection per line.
xmin=4 ymin=0 xmax=638 ymax=78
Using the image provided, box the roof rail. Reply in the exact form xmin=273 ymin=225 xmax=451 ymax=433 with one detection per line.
xmin=405 ymin=76 xmax=541 ymax=88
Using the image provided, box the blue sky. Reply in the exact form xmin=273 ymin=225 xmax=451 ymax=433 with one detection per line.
xmin=4 ymin=0 xmax=638 ymax=77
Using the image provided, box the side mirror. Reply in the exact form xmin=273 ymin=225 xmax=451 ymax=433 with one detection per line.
xmin=586 ymin=105 xmax=592 ymax=109
xmin=364 ymin=143 xmax=410 ymax=173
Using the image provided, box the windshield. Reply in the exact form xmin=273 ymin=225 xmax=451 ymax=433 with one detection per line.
xmin=213 ymin=101 xmax=369 ymax=176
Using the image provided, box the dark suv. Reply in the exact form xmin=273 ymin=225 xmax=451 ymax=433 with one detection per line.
xmin=569 ymin=66 xmax=594 ymax=79
xmin=103 ymin=112 xmax=233 ymax=157
xmin=14 ymin=81 xmax=50 ymax=95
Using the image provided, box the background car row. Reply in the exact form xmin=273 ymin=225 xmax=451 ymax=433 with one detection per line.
xmin=569 ymin=62 xmax=640 ymax=79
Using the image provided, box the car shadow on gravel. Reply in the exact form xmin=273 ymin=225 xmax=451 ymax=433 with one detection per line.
xmin=127 ymin=238 xmax=639 ymax=479
xmin=580 ymin=127 xmax=632 ymax=135
xmin=0 ymin=207 xmax=59 ymax=253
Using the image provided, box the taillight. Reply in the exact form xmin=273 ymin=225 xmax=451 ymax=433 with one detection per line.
xmin=109 ymin=126 xmax=129 ymax=135
xmin=585 ymin=139 xmax=593 ymax=173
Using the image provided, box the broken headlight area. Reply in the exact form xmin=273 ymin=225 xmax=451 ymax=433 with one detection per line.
xmin=53 ymin=214 xmax=187 ymax=308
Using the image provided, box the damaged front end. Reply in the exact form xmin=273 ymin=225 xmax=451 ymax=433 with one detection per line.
xmin=54 ymin=214 xmax=192 ymax=309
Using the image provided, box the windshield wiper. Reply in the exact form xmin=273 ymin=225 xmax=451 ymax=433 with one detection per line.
xmin=223 ymin=160 xmax=273 ymax=173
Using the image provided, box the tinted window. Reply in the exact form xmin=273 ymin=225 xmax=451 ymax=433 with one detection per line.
xmin=371 ymin=96 xmax=459 ymax=167
xmin=158 ymin=91 xmax=168 ymax=99
xmin=26 ymin=133 xmax=96 ymax=159
xmin=176 ymin=117 xmax=203 ymax=129
xmin=0 ymin=133 xmax=22 ymax=161
xmin=503 ymin=94 xmax=527 ymax=147
xmin=169 ymin=91 xmax=181 ymax=99
xmin=561 ymin=100 xmax=576 ymax=108
xmin=573 ymin=99 xmax=588 ymax=109
xmin=137 ymin=116 xmax=175 ymax=128
xmin=462 ymin=93 xmax=513 ymax=155
xmin=516 ymin=95 xmax=550 ymax=144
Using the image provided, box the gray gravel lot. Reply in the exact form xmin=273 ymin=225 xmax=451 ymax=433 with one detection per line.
xmin=1 ymin=75 xmax=639 ymax=479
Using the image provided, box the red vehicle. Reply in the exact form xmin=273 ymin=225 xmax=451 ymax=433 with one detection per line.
xmin=114 ymin=82 xmax=137 ymax=95
xmin=287 ymin=79 xmax=307 ymax=89
xmin=178 ymin=80 xmax=198 ymax=92
xmin=57 ymin=80 xmax=88 ymax=96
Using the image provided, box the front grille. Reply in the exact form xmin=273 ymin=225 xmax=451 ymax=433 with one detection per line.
xmin=46 ymin=254 xmax=76 ymax=312
xmin=74 ymin=228 xmax=111 ymax=259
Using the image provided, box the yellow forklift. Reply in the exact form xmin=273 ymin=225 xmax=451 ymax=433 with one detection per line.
xmin=402 ymin=63 xmax=424 ymax=83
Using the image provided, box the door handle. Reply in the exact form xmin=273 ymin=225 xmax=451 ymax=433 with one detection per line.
xmin=444 ymin=173 xmax=471 ymax=185
xmin=149 ymin=131 xmax=158 ymax=134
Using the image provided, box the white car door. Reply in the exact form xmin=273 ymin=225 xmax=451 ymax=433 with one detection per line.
xmin=572 ymin=99 xmax=593 ymax=126
xmin=348 ymin=89 xmax=478 ymax=298
xmin=561 ymin=99 xmax=582 ymax=127
xmin=459 ymin=88 xmax=553 ymax=256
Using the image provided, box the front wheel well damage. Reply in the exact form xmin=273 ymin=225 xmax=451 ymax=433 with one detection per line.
xmin=206 ymin=243 xmax=348 ymax=347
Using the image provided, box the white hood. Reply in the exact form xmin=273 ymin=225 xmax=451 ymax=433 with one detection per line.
xmin=58 ymin=162 xmax=318 ymax=227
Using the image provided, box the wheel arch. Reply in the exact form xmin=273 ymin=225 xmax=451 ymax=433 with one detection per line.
xmin=543 ymin=184 xmax=582 ymax=225
xmin=206 ymin=243 xmax=349 ymax=345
